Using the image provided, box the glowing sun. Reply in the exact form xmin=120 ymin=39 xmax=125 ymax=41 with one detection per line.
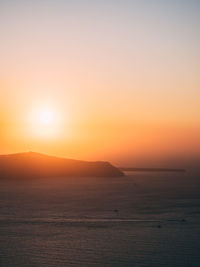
xmin=30 ymin=106 xmax=61 ymax=138
xmin=38 ymin=109 xmax=55 ymax=126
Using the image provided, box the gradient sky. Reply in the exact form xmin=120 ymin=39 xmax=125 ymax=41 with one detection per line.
xmin=0 ymin=0 xmax=199 ymax=166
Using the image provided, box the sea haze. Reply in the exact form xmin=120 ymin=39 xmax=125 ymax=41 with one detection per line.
xmin=0 ymin=171 xmax=200 ymax=266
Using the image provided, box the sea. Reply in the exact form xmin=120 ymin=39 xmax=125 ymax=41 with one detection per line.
xmin=0 ymin=171 xmax=200 ymax=266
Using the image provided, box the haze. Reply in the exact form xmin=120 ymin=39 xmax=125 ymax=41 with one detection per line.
xmin=0 ymin=0 xmax=199 ymax=167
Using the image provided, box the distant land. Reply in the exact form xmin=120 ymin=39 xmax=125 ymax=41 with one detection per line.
xmin=0 ymin=152 xmax=124 ymax=179
xmin=120 ymin=167 xmax=186 ymax=172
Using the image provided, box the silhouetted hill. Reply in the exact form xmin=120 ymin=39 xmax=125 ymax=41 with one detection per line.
xmin=0 ymin=152 xmax=124 ymax=179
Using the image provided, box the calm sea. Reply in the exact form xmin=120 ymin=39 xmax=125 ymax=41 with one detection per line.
xmin=0 ymin=171 xmax=200 ymax=266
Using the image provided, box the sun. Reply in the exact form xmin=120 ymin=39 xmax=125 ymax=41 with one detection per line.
xmin=38 ymin=109 xmax=55 ymax=126
xmin=29 ymin=106 xmax=61 ymax=139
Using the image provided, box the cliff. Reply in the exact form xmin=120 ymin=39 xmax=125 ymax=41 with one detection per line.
xmin=0 ymin=152 xmax=124 ymax=179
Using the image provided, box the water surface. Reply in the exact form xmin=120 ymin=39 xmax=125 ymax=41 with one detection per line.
xmin=0 ymin=171 xmax=200 ymax=266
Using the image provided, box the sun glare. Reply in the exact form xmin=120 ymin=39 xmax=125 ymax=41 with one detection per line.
xmin=29 ymin=106 xmax=61 ymax=139
xmin=38 ymin=109 xmax=55 ymax=125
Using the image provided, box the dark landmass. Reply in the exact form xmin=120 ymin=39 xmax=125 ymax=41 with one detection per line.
xmin=120 ymin=167 xmax=186 ymax=172
xmin=0 ymin=152 xmax=124 ymax=179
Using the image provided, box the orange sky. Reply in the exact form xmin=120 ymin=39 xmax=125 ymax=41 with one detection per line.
xmin=0 ymin=0 xmax=199 ymax=166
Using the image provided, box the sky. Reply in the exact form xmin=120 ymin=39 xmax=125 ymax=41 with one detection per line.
xmin=0 ymin=0 xmax=199 ymax=167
